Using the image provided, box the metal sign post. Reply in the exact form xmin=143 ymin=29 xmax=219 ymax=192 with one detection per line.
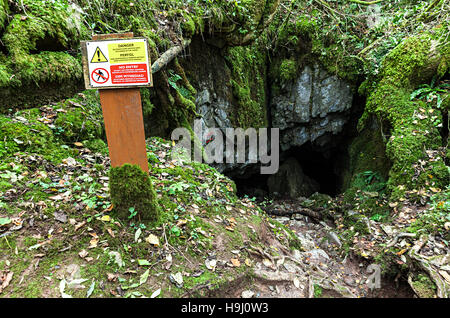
xmin=81 ymin=33 xmax=152 ymax=173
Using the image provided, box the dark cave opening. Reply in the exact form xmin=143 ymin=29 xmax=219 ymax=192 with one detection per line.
xmin=232 ymin=140 xmax=346 ymax=199
xmin=291 ymin=142 xmax=342 ymax=196
xmin=231 ymin=93 xmax=367 ymax=200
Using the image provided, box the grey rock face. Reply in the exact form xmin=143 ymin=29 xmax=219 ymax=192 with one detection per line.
xmin=192 ymin=63 xmax=353 ymax=178
xmin=271 ymin=64 xmax=353 ymax=151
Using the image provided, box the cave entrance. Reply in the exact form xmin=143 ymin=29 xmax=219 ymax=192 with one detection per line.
xmin=291 ymin=142 xmax=342 ymax=196
xmin=232 ymin=139 xmax=348 ymax=200
xmin=229 ymin=87 xmax=367 ymax=200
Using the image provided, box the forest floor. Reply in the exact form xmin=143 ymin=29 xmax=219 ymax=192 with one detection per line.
xmin=0 ymin=103 xmax=447 ymax=298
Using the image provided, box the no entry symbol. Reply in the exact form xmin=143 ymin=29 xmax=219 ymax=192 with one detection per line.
xmin=91 ymin=68 xmax=109 ymax=84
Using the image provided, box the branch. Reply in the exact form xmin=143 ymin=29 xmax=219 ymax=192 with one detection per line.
xmin=151 ymin=39 xmax=192 ymax=74
xmin=348 ymin=0 xmax=384 ymax=5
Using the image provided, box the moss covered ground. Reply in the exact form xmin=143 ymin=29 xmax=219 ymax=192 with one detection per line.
xmin=0 ymin=96 xmax=302 ymax=297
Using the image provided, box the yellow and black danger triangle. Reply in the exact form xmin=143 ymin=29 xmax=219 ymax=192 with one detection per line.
xmin=90 ymin=47 xmax=108 ymax=63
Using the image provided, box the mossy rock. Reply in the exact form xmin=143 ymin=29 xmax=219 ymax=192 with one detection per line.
xmin=53 ymin=108 xmax=103 ymax=142
xmin=0 ymin=0 xmax=87 ymax=108
xmin=343 ymin=115 xmax=391 ymax=192
xmin=0 ymin=114 xmax=72 ymax=162
xmin=109 ymin=164 xmax=160 ymax=223
xmin=410 ymin=273 xmax=437 ymax=298
xmin=343 ymin=211 xmax=370 ymax=235
xmin=359 ymin=32 xmax=449 ymax=199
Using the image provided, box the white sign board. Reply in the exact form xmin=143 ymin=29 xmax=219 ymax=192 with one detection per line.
xmin=82 ymin=38 xmax=152 ymax=89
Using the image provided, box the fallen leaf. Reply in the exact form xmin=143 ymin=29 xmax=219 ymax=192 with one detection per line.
xmin=241 ymin=290 xmax=254 ymax=298
xmin=78 ymin=250 xmax=88 ymax=258
xmin=134 ymin=228 xmax=142 ymax=242
xmin=396 ymin=249 xmax=407 ymax=256
xmin=231 ymin=258 xmax=240 ymax=267
xmin=86 ymin=281 xmax=95 ymax=298
xmin=100 ymin=215 xmax=111 ymax=222
xmin=137 ymin=259 xmax=151 ymax=266
xmin=74 ymin=221 xmax=86 ymax=231
xmin=0 ymin=271 xmax=13 ymax=293
xmin=165 ymin=254 xmax=173 ymax=270
xmin=108 ymin=251 xmax=124 ymax=268
xmin=54 ymin=211 xmax=67 ymax=223
xmin=145 ymin=234 xmax=160 ymax=247
xmin=0 ymin=217 xmax=12 ymax=226
xmin=49 ymin=194 xmax=63 ymax=201
xmin=139 ymin=269 xmax=150 ymax=285
xmin=225 ymin=226 xmax=234 ymax=232
xmin=150 ymin=288 xmax=161 ymax=298
xmin=59 ymin=279 xmax=72 ymax=298
xmin=107 ymin=228 xmax=115 ymax=238
xmin=88 ymin=238 xmax=98 ymax=249
xmin=293 ymin=277 xmax=300 ymax=289
xmin=262 ymin=258 xmax=273 ymax=268
xmin=28 ymin=240 xmax=50 ymax=251
xmin=169 ymin=272 xmax=183 ymax=288
xmin=205 ymin=259 xmax=217 ymax=271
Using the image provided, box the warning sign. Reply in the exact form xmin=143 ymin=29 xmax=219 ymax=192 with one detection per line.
xmin=82 ymin=38 xmax=152 ymax=89
xmin=91 ymin=68 xmax=109 ymax=84
xmin=111 ymin=64 xmax=148 ymax=84
xmin=108 ymin=42 xmax=146 ymax=64
xmin=90 ymin=47 xmax=108 ymax=63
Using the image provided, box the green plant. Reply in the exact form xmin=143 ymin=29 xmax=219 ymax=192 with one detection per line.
xmin=353 ymin=171 xmax=387 ymax=193
xmin=408 ymin=185 xmax=450 ymax=241
xmin=168 ymin=70 xmax=191 ymax=99
xmin=128 ymin=207 xmax=138 ymax=219
xmin=168 ymin=182 xmax=189 ymax=195
xmin=313 ymin=284 xmax=323 ymax=298
xmin=410 ymin=79 xmax=450 ymax=109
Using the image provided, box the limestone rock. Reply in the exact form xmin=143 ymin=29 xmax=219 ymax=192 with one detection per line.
xmin=271 ymin=64 xmax=353 ymax=151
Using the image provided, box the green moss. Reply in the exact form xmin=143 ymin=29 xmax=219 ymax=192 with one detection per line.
xmin=84 ymin=138 xmax=108 ymax=154
xmin=268 ymin=8 xmax=362 ymax=84
xmin=411 ymin=273 xmax=437 ymax=298
xmin=343 ymin=117 xmax=391 ymax=192
xmin=181 ymin=15 xmax=196 ymax=38
xmin=109 ymin=164 xmax=160 ymax=223
xmin=343 ymin=211 xmax=370 ymax=235
xmin=226 ymin=44 xmax=267 ymax=129
xmin=0 ymin=115 xmax=72 ymax=162
xmin=279 ymin=58 xmax=297 ymax=82
xmin=0 ymin=179 xmax=12 ymax=192
xmin=359 ymin=32 xmax=449 ymax=200
xmin=0 ymin=0 xmax=87 ymax=108
xmin=0 ymin=0 xmax=8 ymax=30
xmin=313 ymin=284 xmax=323 ymax=298
xmin=54 ymin=108 xmax=103 ymax=142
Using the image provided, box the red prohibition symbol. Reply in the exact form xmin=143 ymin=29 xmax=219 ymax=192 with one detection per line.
xmin=91 ymin=68 xmax=109 ymax=84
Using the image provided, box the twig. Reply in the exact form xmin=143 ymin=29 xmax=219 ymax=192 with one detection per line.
xmin=386 ymin=232 xmax=417 ymax=248
xmin=151 ymin=39 xmax=192 ymax=74
xmin=181 ymin=282 xmax=212 ymax=298
xmin=348 ymin=0 xmax=384 ymax=5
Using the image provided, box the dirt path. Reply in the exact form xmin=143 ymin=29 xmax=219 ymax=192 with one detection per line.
xmin=227 ymin=199 xmax=415 ymax=298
